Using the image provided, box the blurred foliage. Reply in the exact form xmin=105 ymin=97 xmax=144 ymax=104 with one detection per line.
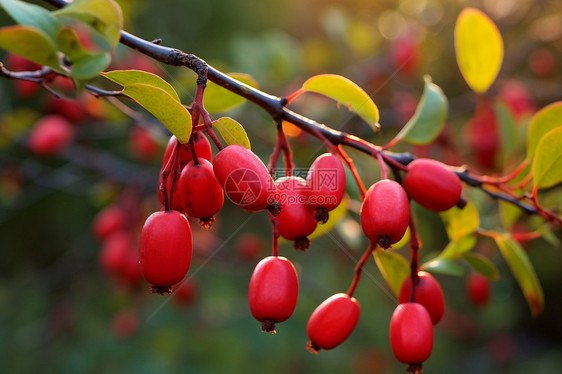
xmin=1 ymin=0 xmax=562 ymax=373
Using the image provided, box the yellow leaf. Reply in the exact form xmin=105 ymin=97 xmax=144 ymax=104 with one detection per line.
xmin=455 ymin=8 xmax=503 ymax=94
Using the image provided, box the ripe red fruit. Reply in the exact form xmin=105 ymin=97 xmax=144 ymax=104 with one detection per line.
xmin=248 ymin=256 xmax=299 ymax=333
xmin=399 ymin=272 xmax=445 ymax=325
xmin=360 ymin=179 xmax=410 ymax=249
xmin=466 ymin=99 xmax=499 ymax=170
xmin=389 ymin=302 xmax=433 ymax=366
xmin=178 ymin=158 xmax=224 ymax=228
xmin=162 ymin=132 xmax=213 ymax=168
xmin=403 ymin=158 xmax=462 ymax=212
xmin=111 ymin=310 xmax=139 ymax=339
xmin=236 ymin=233 xmax=265 ymax=261
xmin=213 ymin=145 xmax=279 ymax=214
xmin=92 ymin=205 xmax=126 ymax=241
xmin=466 ymin=272 xmax=491 ymax=307
xmin=390 ymin=36 xmax=420 ymax=76
xmin=27 ymin=115 xmax=74 ymax=156
xmin=129 ymin=127 xmax=159 ymax=161
xmin=173 ymin=278 xmax=199 ymax=308
xmin=306 ymin=153 xmax=346 ymax=223
xmin=529 ymin=48 xmax=556 ymax=78
xmin=99 ymin=231 xmax=141 ymax=287
xmin=139 ymin=210 xmax=193 ymax=294
xmin=499 ymin=80 xmax=535 ymax=119
xmin=306 ymin=293 xmax=360 ymax=353
xmin=275 ymin=176 xmax=318 ymax=250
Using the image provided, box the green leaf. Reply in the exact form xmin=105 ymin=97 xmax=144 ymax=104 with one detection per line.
xmin=462 ymin=252 xmax=499 ymax=280
xmin=212 ymin=117 xmax=251 ymax=150
xmin=493 ymin=234 xmax=543 ymax=317
xmin=301 ymin=74 xmax=380 ymax=132
xmin=123 ymin=84 xmax=192 ymax=144
xmin=0 ymin=0 xmax=61 ymax=40
xmin=394 ymin=76 xmax=448 ymax=145
xmin=0 ymin=25 xmax=61 ymax=70
xmin=454 ymin=8 xmax=503 ymax=94
xmin=54 ymin=0 xmax=122 ymax=49
xmin=440 ymin=201 xmax=480 ymax=241
xmin=58 ymin=27 xmax=110 ymax=84
xmin=373 ymin=248 xmax=410 ymax=297
xmin=420 ymin=258 xmax=465 ymax=276
xmin=439 ymin=235 xmax=477 ymax=260
xmin=203 ymin=72 xmax=259 ymax=113
xmin=527 ymin=101 xmax=562 ymax=160
xmin=532 ymin=127 xmax=562 ymax=189
xmin=102 ymin=70 xmax=180 ymax=102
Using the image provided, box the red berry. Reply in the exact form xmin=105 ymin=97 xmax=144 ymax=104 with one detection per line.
xmin=43 ymin=96 xmax=85 ymax=123
xmin=306 ymin=153 xmax=346 ymax=222
xmin=360 ymin=179 xmax=410 ymax=249
xmin=466 ymin=99 xmax=499 ymax=170
xmin=111 ymin=310 xmax=139 ymax=339
xmin=399 ymin=272 xmax=445 ymax=325
xmin=236 ymin=233 xmax=265 ymax=261
xmin=213 ymin=145 xmax=279 ymax=214
xmin=162 ymin=135 xmax=192 ymax=167
xmin=390 ymin=36 xmax=420 ymax=76
xmin=178 ymin=158 xmax=224 ymax=228
xmin=27 ymin=115 xmax=74 ymax=156
xmin=529 ymin=48 xmax=556 ymax=78
xmin=139 ymin=210 xmax=193 ymax=294
xmin=466 ymin=272 xmax=491 ymax=307
xmin=389 ymin=302 xmax=433 ymax=365
xmin=403 ymin=158 xmax=462 ymax=212
xmin=99 ymin=231 xmax=133 ymax=276
xmin=306 ymin=293 xmax=360 ymax=353
xmin=173 ymin=278 xmax=199 ymax=307
xmin=248 ymin=256 xmax=299 ymax=333
xmin=499 ymin=80 xmax=535 ymax=119
xmin=92 ymin=205 xmax=126 ymax=241
xmin=129 ymin=127 xmax=159 ymax=161
xmin=275 ymin=176 xmax=318 ymax=250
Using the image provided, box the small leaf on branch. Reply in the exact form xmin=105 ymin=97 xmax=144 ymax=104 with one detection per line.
xmin=102 ymin=70 xmax=180 ymax=102
xmin=493 ymin=234 xmax=544 ymax=317
xmin=203 ymin=72 xmax=259 ymax=113
xmin=532 ymin=127 xmax=562 ymax=189
xmin=0 ymin=25 xmax=61 ymax=71
xmin=439 ymin=235 xmax=477 ymax=260
xmin=440 ymin=201 xmax=479 ymax=241
xmin=0 ymin=0 xmax=62 ymax=40
xmin=122 ymin=83 xmax=192 ymax=144
xmin=53 ymin=0 xmax=123 ymax=49
xmin=526 ymin=101 xmax=562 ymax=160
xmin=301 ymin=74 xmax=380 ymax=133
xmin=212 ymin=117 xmax=251 ymax=150
xmin=454 ymin=7 xmax=503 ymax=94
xmin=393 ymin=75 xmax=448 ymax=145
xmin=420 ymin=257 xmax=465 ymax=276
xmin=462 ymin=252 xmax=499 ymax=280
xmin=373 ymin=248 xmax=410 ymax=297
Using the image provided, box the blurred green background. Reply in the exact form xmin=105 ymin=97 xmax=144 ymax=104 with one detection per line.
xmin=1 ymin=0 xmax=562 ymax=373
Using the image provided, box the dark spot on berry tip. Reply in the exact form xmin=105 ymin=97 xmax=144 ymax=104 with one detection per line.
xmin=260 ymin=319 xmax=277 ymax=334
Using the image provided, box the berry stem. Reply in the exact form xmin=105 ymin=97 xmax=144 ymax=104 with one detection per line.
xmin=408 ymin=214 xmax=422 ymax=303
xmin=270 ymin=214 xmax=280 ymax=257
xmin=347 ymin=243 xmax=375 ymax=297
xmin=336 ymin=145 xmax=367 ymax=200
xmin=159 ymin=140 xmax=180 ymax=211
xmin=268 ymin=121 xmax=294 ymax=177
xmin=375 ymin=151 xmax=389 ymax=180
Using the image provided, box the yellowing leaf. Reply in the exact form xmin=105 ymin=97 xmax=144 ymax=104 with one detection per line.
xmin=532 ymin=127 xmax=562 ymax=189
xmin=102 ymin=70 xmax=180 ymax=102
xmin=54 ymin=0 xmax=122 ymax=49
xmin=302 ymin=74 xmax=380 ymax=132
xmin=527 ymin=101 xmax=562 ymax=160
xmin=0 ymin=25 xmax=61 ymax=70
xmin=455 ymin=8 xmax=503 ymax=94
xmin=439 ymin=235 xmax=477 ymax=260
xmin=123 ymin=84 xmax=192 ymax=144
xmin=494 ymin=234 xmax=544 ymax=317
xmin=203 ymin=72 xmax=259 ymax=113
xmin=212 ymin=117 xmax=251 ymax=150
xmin=373 ymin=248 xmax=410 ymax=297
xmin=395 ymin=76 xmax=448 ymax=145
xmin=439 ymin=201 xmax=479 ymax=241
